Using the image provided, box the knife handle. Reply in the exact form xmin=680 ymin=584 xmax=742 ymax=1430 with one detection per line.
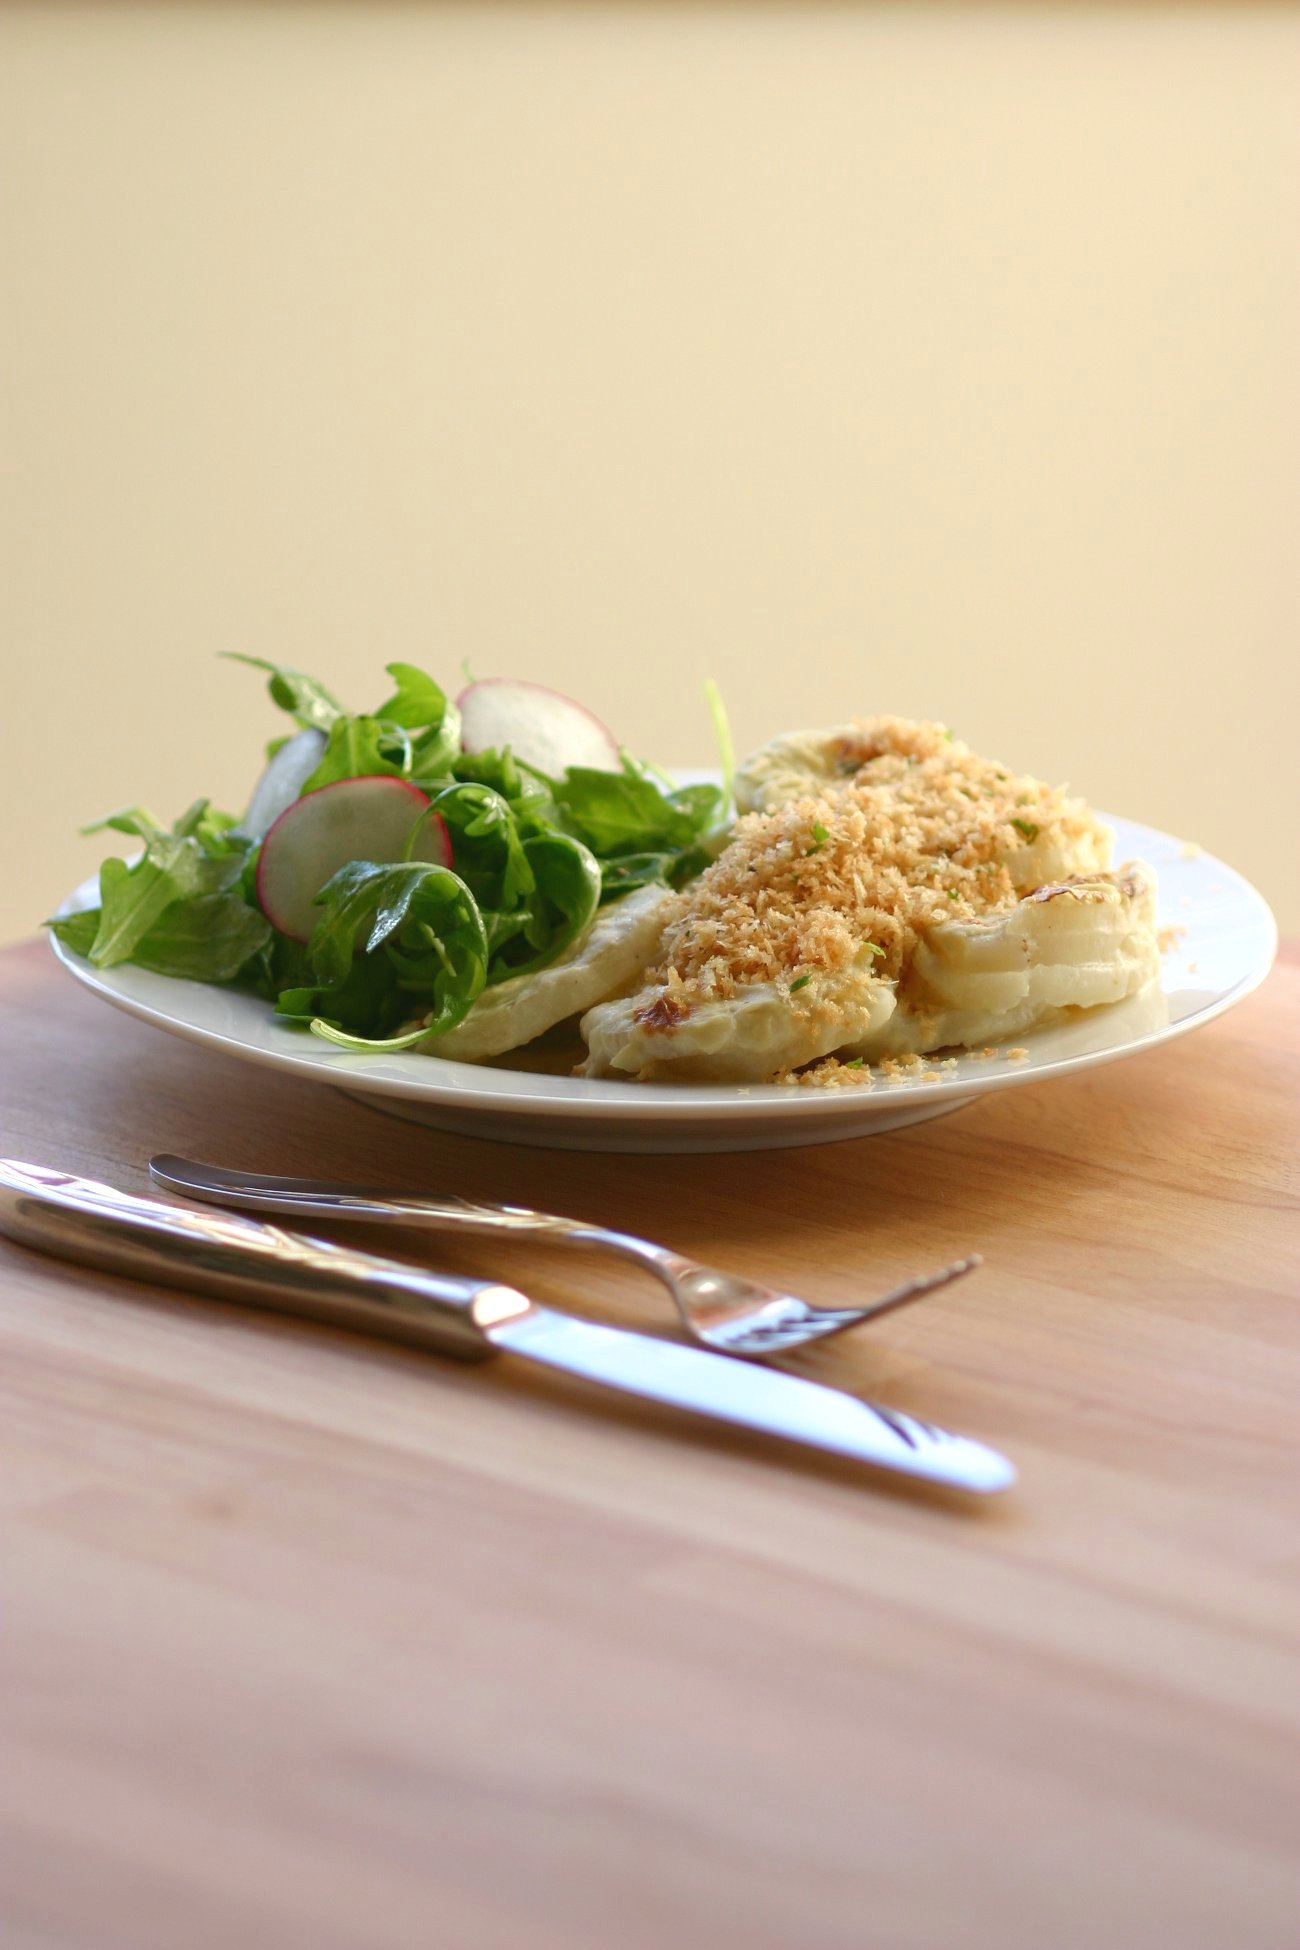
xmin=0 ymin=1160 xmax=527 ymax=1362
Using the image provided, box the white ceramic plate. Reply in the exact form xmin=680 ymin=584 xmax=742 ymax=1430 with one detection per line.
xmin=50 ymin=812 xmax=1276 ymax=1153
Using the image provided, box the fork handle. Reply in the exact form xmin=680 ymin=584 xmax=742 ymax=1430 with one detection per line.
xmin=147 ymin=1153 xmax=675 ymax=1267
xmin=0 ymin=1160 xmax=517 ymax=1361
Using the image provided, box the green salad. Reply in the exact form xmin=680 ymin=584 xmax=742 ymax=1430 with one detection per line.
xmin=48 ymin=659 xmax=731 ymax=1055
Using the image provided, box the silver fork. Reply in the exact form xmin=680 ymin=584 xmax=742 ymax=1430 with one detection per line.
xmin=148 ymin=1155 xmax=979 ymax=1360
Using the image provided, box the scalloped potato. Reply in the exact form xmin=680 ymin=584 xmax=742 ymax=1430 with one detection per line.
xmin=427 ymin=882 xmax=676 ymax=1062
xmin=582 ymin=718 xmax=1160 ymax=1083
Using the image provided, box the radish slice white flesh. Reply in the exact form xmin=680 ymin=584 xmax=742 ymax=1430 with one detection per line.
xmin=238 ymin=726 xmax=328 ymax=839
xmin=256 ymin=775 xmax=452 ymax=942
xmin=457 ymin=678 xmax=620 ymax=776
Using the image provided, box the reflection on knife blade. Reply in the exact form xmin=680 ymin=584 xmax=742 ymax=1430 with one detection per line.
xmin=482 ymin=1299 xmax=1016 ymax=1494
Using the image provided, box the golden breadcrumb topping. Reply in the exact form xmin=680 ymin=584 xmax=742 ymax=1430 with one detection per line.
xmin=638 ymin=719 xmax=1100 ymax=1011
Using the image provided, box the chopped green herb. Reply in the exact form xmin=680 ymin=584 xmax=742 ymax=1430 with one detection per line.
xmin=789 ymin=972 xmax=812 ymax=992
xmin=844 ymin=1057 xmax=865 ymax=1069
xmin=1012 ymin=817 xmax=1040 ymax=842
xmin=946 ymin=889 xmax=958 ymax=900
xmin=864 ymin=942 xmax=886 ymax=958
xmin=806 ymin=819 xmax=830 ymax=854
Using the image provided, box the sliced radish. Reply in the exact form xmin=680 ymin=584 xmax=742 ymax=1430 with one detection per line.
xmin=256 ymin=775 xmax=452 ymax=942
xmin=457 ymin=678 xmax=620 ymax=776
xmin=238 ymin=726 xmax=328 ymax=839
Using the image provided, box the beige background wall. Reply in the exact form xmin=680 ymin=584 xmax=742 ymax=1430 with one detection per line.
xmin=2 ymin=2 xmax=1297 ymax=943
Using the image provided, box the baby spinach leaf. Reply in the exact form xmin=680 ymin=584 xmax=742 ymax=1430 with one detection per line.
xmin=551 ymin=766 xmax=697 ymax=856
xmin=490 ymin=833 xmax=601 ymax=980
xmin=595 ymin=845 xmax=710 ymax=902
xmin=664 ymin=780 xmax=727 ymax=832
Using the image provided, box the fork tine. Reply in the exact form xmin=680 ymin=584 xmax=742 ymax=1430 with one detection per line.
xmin=850 ymin=1253 xmax=982 ymax=1326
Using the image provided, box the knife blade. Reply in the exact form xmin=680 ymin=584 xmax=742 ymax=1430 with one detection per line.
xmin=0 ymin=1159 xmax=1015 ymax=1494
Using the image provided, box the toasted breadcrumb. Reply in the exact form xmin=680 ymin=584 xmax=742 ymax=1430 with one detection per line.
xmin=636 ymin=720 xmax=1101 ymax=1015
xmin=778 ymin=1056 xmax=875 ymax=1089
xmin=1157 ymin=924 xmax=1187 ymax=953
xmin=781 ymin=1047 xmax=970 ymax=1089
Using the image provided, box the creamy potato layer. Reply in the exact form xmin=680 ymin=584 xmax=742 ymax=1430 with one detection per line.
xmin=581 ymin=717 xmax=1160 ymax=1083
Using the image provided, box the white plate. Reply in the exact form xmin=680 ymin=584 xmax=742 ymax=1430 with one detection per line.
xmin=50 ymin=813 xmax=1276 ymax=1153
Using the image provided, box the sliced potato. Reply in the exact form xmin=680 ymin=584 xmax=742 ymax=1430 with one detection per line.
xmin=427 ymin=883 xmax=675 ymax=1063
xmin=857 ymin=862 xmax=1161 ymax=1058
xmin=582 ymin=946 xmax=895 ymax=1083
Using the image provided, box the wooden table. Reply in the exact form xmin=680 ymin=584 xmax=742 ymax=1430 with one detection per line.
xmin=1 ymin=938 xmax=1297 ymax=1950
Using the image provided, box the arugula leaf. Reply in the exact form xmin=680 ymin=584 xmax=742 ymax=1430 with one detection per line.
xmin=304 ymin=859 xmax=488 ymax=1038
xmin=299 ymin=715 xmax=406 ymax=793
xmin=377 ymin=662 xmax=461 ymax=780
xmin=79 ymin=806 xmax=164 ymax=840
xmin=374 ymin=662 xmax=446 ymax=730
xmin=51 ymin=891 xmax=269 ymax=982
xmin=120 ymin=894 xmax=270 ymax=981
xmin=46 ymin=908 xmax=100 ymax=957
xmin=419 ymin=786 xmax=600 ymax=984
xmin=451 ymin=746 xmax=524 ymax=801
xmin=277 ymin=665 xmax=460 ymax=794
xmin=407 ymin=713 xmax=461 ymax=783
xmin=273 ymin=945 xmax=399 ymax=1031
xmin=425 ymin=783 xmax=534 ymax=913
xmin=84 ymin=803 xmax=252 ymax=968
xmin=222 ymin=654 xmax=345 ymax=733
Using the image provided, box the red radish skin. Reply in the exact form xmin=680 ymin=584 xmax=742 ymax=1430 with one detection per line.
xmin=457 ymin=678 xmax=620 ymax=776
xmin=256 ymin=776 xmax=452 ymax=942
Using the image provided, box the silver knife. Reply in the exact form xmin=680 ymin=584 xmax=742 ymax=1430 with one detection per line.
xmin=0 ymin=1160 xmax=1015 ymax=1495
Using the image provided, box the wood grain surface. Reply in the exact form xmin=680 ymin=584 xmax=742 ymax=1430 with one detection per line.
xmin=1 ymin=938 xmax=1297 ymax=1950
